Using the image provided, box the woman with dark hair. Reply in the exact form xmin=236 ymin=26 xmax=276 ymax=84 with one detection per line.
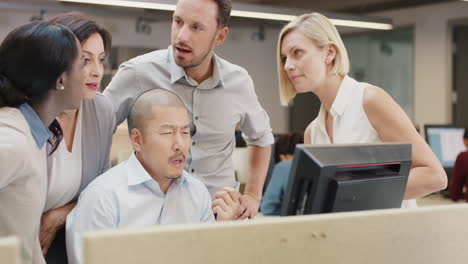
xmin=260 ymin=132 xmax=304 ymax=215
xmin=39 ymin=12 xmax=115 ymax=263
xmin=0 ymin=21 xmax=85 ymax=264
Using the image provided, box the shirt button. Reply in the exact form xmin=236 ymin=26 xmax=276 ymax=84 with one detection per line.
xmin=194 ymin=116 xmax=199 ymax=120
xmin=191 ymin=169 xmax=195 ymax=173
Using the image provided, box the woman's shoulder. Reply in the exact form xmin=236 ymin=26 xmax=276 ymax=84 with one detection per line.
xmin=363 ymin=84 xmax=385 ymax=97
xmin=82 ymin=94 xmax=115 ymax=125
xmin=0 ymin=118 xmax=33 ymax=160
xmin=457 ymin=151 xmax=468 ymax=160
xmin=0 ymin=108 xmax=31 ymax=143
xmin=274 ymin=160 xmax=293 ymax=171
xmin=0 ymin=106 xmax=25 ymax=123
xmin=362 ymin=84 xmax=392 ymax=111
xmin=85 ymin=93 xmax=113 ymax=111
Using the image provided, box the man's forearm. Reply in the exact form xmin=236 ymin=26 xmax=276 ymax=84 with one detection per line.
xmin=244 ymin=145 xmax=271 ymax=199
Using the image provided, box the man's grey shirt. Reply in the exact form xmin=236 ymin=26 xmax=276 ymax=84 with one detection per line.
xmin=103 ymin=46 xmax=274 ymax=196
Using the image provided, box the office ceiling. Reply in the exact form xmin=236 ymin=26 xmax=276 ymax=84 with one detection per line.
xmin=0 ymin=0 xmax=455 ymax=18
xmin=234 ymin=0 xmax=453 ymax=14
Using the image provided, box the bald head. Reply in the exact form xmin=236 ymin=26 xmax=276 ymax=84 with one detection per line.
xmin=129 ymin=89 xmax=191 ymax=185
xmin=130 ymin=89 xmax=187 ymax=134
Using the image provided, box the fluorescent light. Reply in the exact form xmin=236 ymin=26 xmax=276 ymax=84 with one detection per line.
xmin=231 ymin=10 xmax=392 ymax=30
xmin=58 ymin=0 xmax=175 ymax=11
xmin=230 ymin=10 xmax=296 ymax=22
xmin=330 ymin=19 xmax=393 ymax=30
xmin=57 ymin=0 xmax=393 ymax=30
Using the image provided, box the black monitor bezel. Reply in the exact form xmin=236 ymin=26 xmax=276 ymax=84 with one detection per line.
xmin=280 ymin=143 xmax=411 ymax=216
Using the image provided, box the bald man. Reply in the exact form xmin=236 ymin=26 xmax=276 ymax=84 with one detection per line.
xmin=66 ymin=89 xmax=239 ymax=264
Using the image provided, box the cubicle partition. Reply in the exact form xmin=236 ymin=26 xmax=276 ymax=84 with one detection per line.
xmin=82 ymin=204 xmax=468 ymax=264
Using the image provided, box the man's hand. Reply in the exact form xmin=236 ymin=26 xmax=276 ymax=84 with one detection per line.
xmin=238 ymin=194 xmax=261 ymax=219
xmin=212 ymin=187 xmax=241 ymax=221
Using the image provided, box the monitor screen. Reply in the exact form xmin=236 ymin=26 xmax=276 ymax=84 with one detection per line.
xmin=280 ymin=143 xmax=411 ymax=216
xmin=424 ymin=125 xmax=466 ymax=168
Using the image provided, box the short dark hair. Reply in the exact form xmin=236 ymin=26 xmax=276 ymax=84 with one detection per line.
xmin=274 ymin=132 xmax=304 ymax=163
xmin=49 ymin=12 xmax=112 ymax=54
xmin=213 ymin=0 xmax=232 ymax=27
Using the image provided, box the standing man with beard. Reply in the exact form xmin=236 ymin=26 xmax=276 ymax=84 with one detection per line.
xmin=104 ymin=0 xmax=273 ymax=219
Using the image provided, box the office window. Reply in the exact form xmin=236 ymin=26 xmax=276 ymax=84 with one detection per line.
xmin=342 ymin=28 xmax=414 ymax=119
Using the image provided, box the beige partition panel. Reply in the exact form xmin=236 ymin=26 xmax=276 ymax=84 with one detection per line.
xmin=83 ymin=204 xmax=468 ymax=264
xmin=0 ymin=237 xmax=21 ymax=264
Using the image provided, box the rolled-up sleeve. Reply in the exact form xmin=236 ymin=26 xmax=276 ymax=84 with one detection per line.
xmin=239 ymin=76 xmax=274 ymax=147
xmin=97 ymin=95 xmax=116 ymax=173
xmin=66 ymin=185 xmax=117 ymax=264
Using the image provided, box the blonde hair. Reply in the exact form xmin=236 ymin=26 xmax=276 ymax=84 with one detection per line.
xmin=277 ymin=13 xmax=350 ymax=105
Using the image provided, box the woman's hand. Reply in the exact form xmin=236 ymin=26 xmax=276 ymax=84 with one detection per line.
xmin=40 ymin=202 xmax=76 ymax=256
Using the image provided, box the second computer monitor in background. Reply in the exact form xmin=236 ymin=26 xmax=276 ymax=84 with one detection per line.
xmin=281 ymin=143 xmax=412 ymax=216
xmin=424 ymin=125 xmax=466 ymax=168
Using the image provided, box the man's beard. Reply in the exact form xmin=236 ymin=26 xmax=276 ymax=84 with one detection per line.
xmin=173 ymin=33 xmax=217 ymax=69
xmin=175 ymin=48 xmax=211 ymax=69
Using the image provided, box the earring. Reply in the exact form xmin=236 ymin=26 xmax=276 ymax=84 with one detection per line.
xmin=57 ymin=84 xmax=64 ymax=91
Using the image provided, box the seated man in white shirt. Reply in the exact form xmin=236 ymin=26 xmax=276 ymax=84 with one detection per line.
xmin=66 ymin=89 xmax=240 ymax=264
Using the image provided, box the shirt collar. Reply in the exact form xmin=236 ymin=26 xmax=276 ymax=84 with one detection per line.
xmin=211 ymin=53 xmax=224 ymax=87
xmin=168 ymin=46 xmax=224 ymax=89
xmin=126 ymin=152 xmax=188 ymax=188
xmin=330 ymin=75 xmax=355 ymax=117
xmin=17 ymin=103 xmax=50 ymax=148
xmin=316 ymin=104 xmax=327 ymax=125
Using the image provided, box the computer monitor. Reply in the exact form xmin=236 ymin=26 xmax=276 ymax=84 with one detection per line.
xmin=280 ymin=143 xmax=411 ymax=216
xmin=424 ymin=125 xmax=466 ymax=168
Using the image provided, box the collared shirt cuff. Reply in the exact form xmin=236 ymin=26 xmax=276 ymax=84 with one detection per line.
xmin=243 ymin=130 xmax=274 ymax=147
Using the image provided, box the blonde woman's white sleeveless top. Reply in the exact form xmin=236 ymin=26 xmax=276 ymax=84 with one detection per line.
xmin=308 ymin=75 xmax=417 ymax=208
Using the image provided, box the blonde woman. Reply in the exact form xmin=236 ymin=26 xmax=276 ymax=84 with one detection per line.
xmin=277 ymin=13 xmax=447 ymax=207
